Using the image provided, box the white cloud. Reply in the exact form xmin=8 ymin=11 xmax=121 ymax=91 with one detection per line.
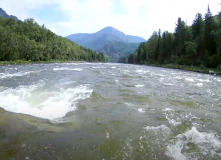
xmin=1 ymin=0 xmax=56 ymax=20
xmin=50 ymin=27 xmax=56 ymax=33
xmin=1 ymin=0 xmax=220 ymax=39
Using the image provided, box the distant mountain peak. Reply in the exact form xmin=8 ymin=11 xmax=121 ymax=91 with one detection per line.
xmin=66 ymin=27 xmax=146 ymax=62
xmin=96 ymin=26 xmax=123 ymax=35
xmin=0 ymin=8 xmax=19 ymax=20
xmin=103 ymin=26 xmax=115 ymax=29
xmin=102 ymin=26 xmax=118 ymax=31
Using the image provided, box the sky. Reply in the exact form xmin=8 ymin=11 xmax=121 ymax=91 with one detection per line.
xmin=1 ymin=0 xmax=221 ymax=39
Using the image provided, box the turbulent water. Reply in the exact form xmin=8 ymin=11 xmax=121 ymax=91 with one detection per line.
xmin=0 ymin=63 xmax=221 ymax=160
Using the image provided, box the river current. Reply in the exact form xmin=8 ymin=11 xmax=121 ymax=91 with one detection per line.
xmin=0 ymin=63 xmax=221 ymax=160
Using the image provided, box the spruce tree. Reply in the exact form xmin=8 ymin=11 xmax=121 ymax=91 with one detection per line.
xmin=204 ymin=5 xmax=216 ymax=56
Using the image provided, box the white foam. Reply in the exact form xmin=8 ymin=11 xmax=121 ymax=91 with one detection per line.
xmin=159 ymin=78 xmax=165 ymax=82
xmin=182 ymin=127 xmax=221 ymax=148
xmin=111 ymin=66 xmax=116 ymax=69
xmin=154 ymin=74 xmax=165 ymax=77
xmin=196 ymin=83 xmax=203 ymax=87
xmin=106 ymin=132 xmax=110 ymax=139
xmin=53 ymin=67 xmax=83 ymax=71
xmin=135 ymin=84 xmax=144 ymax=88
xmin=59 ymin=81 xmax=76 ymax=86
xmin=185 ymin=78 xmax=195 ymax=82
xmin=163 ymin=108 xmax=174 ymax=112
xmin=0 ymin=70 xmax=42 ymax=79
xmin=73 ymin=68 xmax=83 ymax=71
xmin=166 ymin=140 xmax=187 ymax=160
xmin=135 ymin=69 xmax=149 ymax=74
xmin=0 ymin=85 xmax=92 ymax=120
xmin=207 ymin=89 xmax=216 ymax=97
xmin=125 ymin=103 xmax=134 ymax=107
xmin=91 ymin=66 xmax=101 ymax=69
xmin=144 ymin=125 xmax=171 ymax=133
xmin=197 ymin=79 xmax=210 ymax=82
xmin=174 ymin=76 xmax=182 ymax=80
xmin=138 ymin=108 xmax=145 ymax=113
xmin=163 ymin=83 xmax=174 ymax=86
xmin=166 ymin=127 xmax=221 ymax=160
xmin=164 ymin=111 xmax=181 ymax=126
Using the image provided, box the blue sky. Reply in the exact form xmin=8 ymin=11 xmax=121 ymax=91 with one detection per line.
xmin=1 ymin=0 xmax=220 ymax=39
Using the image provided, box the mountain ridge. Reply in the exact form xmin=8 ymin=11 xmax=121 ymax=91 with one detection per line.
xmin=0 ymin=8 xmax=19 ymax=20
xmin=66 ymin=27 xmax=146 ymax=62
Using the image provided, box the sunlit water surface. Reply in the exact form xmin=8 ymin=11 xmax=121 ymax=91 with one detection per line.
xmin=0 ymin=63 xmax=221 ymax=160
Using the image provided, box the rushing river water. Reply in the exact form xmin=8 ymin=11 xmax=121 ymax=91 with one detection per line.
xmin=0 ymin=63 xmax=221 ymax=160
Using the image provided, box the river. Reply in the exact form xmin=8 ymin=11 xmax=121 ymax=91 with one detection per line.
xmin=0 ymin=63 xmax=221 ymax=160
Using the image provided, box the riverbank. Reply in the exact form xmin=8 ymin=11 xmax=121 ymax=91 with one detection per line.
xmin=163 ymin=64 xmax=221 ymax=75
xmin=0 ymin=60 xmax=89 ymax=65
xmin=131 ymin=63 xmax=221 ymax=76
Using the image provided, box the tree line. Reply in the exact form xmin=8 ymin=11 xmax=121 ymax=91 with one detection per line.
xmin=125 ymin=6 xmax=221 ymax=69
xmin=0 ymin=17 xmax=110 ymax=62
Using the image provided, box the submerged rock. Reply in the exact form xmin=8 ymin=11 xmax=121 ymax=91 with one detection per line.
xmin=0 ymin=107 xmax=64 ymax=132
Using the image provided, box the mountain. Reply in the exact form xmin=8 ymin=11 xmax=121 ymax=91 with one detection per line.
xmin=0 ymin=8 xmax=19 ymax=20
xmin=97 ymin=41 xmax=140 ymax=61
xmin=66 ymin=27 xmax=146 ymax=62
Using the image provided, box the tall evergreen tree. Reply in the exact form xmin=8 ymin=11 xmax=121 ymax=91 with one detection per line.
xmin=154 ymin=29 xmax=161 ymax=61
xmin=192 ymin=13 xmax=205 ymax=56
xmin=174 ymin=18 xmax=187 ymax=56
xmin=204 ymin=5 xmax=216 ymax=56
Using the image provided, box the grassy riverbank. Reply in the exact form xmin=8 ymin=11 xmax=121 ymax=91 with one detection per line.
xmin=163 ymin=64 xmax=221 ymax=75
xmin=143 ymin=63 xmax=221 ymax=75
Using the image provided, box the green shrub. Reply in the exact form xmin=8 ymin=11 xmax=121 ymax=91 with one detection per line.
xmin=202 ymin=53 xmax=210 ymax=67
xmin=209 ymin=54 xmax=221 ymax=68
xmin=200 ymin=64 xmax=206 ymax=70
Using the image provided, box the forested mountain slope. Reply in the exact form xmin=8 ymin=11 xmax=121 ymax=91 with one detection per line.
xmin=0 ymin=16 xmax=109 ymax=62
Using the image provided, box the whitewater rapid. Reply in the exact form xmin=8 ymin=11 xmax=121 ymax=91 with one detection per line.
xmin=0 ymin=63 xmax=221 ymax=160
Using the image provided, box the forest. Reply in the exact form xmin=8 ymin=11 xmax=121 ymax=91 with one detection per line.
xmin=125 ymin=6 xmax=221 ymax=70
xmin=0 ymin=17 xmax=109 ymax=62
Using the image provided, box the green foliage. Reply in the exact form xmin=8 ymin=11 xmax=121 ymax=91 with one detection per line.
xmin=209 ymin=54 xmax=221 ymax=68
xmin=174 ymin=18 xmax=189 ymax=56
xmin=0 ymin=17 xmax=108 ymax=62
xmin=127 ymin=5 xmax=221 ymax=70
xmin=204 ymin=5 xmax=217 ymax=56
xmin=185 ymin=41 xmax=197 ymax=58
xmin=97 ymin=41 xmax=139 ymax=62
xmin=211 ymin=28 xmax=221 ymax=56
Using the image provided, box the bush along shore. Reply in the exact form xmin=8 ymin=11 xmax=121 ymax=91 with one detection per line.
xmin=122 ymin=6 xmax=221 ymax=76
